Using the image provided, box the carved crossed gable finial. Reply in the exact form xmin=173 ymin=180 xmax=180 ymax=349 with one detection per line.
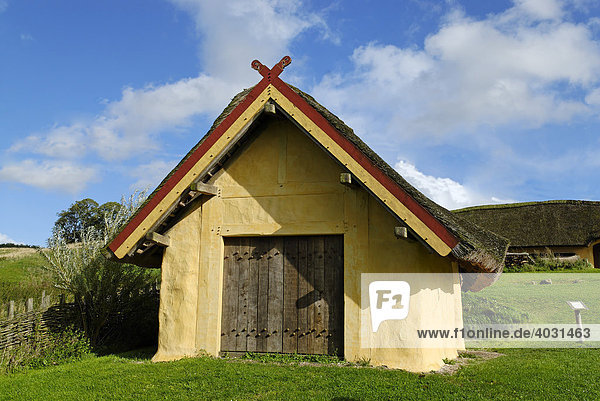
xmin=251 ymin=56 xmax=292 ymax=81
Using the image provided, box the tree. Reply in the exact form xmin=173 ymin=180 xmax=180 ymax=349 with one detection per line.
xmin=43 ymin=191 xmax=155 ymax=347
xmin=52 ymin=199 xmax=121 ymax=243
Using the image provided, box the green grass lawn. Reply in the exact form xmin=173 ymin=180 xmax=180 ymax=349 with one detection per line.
xmin=2 ymin=251 xmax=598 ymax=399
xmin=0 ymin=348 xmax=599 ymax=400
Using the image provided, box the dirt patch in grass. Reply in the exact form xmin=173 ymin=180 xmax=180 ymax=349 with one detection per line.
xmin=434 ymin=350 xmax=504 ymax=375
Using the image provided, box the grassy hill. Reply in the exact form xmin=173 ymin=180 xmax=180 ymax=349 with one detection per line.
xmin=0 ymin=248 xmax=61 ymax=316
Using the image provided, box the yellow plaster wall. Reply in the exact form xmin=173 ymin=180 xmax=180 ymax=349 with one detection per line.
xmin=154 ymin=116 xmax=461 ymax=371
xmin=152 ymin=203 xmax=203 ymax=362
xmin=351 ymin=197 xmax=461 ymax=371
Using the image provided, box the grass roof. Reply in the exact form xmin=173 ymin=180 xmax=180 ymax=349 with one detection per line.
xmin=454 ymin=200 xmax=600 ymax=248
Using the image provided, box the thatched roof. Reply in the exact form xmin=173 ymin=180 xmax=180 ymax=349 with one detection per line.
xmin=111 ymin=80 xmax=509 ymax=277
xmin=454 ymin=200 xmax=600 ymax=248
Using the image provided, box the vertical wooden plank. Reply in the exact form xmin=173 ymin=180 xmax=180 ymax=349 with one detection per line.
xmin=305 ymin=237 xmax=317 ymax=354
xmin=256 ymin=237 xmax=269 ymax=353
xmin=332 ymin=235 xmax=344 ymax=356
xmin=246 ymin=238 xmax=259 ymax=352
xmin=8 ymin=301 xmax=15 ymax=320
xmin=323 ymin=236 xmax=336 ymax=355
xmin=220 ymin=238 xmax=238 ymax=352
xmin=297 ymin=237 xmax=309 ymax=354
xmin=235 ymin=238 xmax=250 ymax=352
xmin=282 ymin=237 xmax=298 ymax=353
xmin=267 ymin=237 xmax=284 ymax=352
xmin=313 ymin=236 xmax=326 ymax=354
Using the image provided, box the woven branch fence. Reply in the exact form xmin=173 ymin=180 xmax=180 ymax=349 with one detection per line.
xmin=0 ymin=293 xmax=77 ymax=350
xmin=1 ymin=287 xmax=161 ymax=351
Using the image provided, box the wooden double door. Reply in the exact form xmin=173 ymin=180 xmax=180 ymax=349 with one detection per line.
xmin=220 ymin=235 xmax=344 ymax=355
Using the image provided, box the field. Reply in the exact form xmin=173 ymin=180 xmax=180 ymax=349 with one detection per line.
xmin=469 ymin=272 xmax=600 ymax=324
xmin=0 ymin=348 xmax=599 ymax=400
xmin=0 ymin=248 xmax=46 ymax=285
xmin=0 ymin=248 xmax=62 ymax=315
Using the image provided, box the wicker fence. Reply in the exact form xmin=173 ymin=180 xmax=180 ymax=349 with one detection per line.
xmin=0 ymin=293 xmax=77 ymax=350
xmin=1 ymin=288 xmax=161 ymax=351
xmin=0 ymin=291 xmax=58 ymax=321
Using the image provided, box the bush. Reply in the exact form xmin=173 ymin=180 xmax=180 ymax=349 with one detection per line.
xmin=0 ymin=326 xmax=91 ymax=374
xmin=506 ymin=256 xmax=592 ymax=273
xmin=42 ymin=191 xmax=159 ymax=349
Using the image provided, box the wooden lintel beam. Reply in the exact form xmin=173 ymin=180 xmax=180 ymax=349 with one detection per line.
xmin=145 ymin=232 xmax=170 ymax=247
xmin=189 ymin=182 xmax=219 ymax=196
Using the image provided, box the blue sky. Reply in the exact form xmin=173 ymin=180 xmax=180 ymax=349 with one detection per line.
xmin=2 ymin=0 xmax=600 ymax=245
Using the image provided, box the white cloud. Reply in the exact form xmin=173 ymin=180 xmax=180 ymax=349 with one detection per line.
xmin=395 ymin=160 xmax=512 ymax=209
xmin=128 ymin=159 xmax=179 ymax=191
xmin=10 ymin=124 xmax=88 ymax=159
xmin=4 ymin=0 xmax=330 ymax=193
xmin=170 ymin=0 xmax=331 ymax=79
xmin=312 ymin=0 xmax=600 ymax=138
xmin=0 ymin=160 xmax=97 ymax=193
xmin=0 ymin=233 xmax=18 ymax=244
xmin=511 ymin=0 xmax=565 ymax=20
xmin=90 ymin=75 xmax=242 ymax=160
xmin=20 ymin=33 xmax=34 ymax=41
xmin=11 ymin=76 xmax=240 ymax=162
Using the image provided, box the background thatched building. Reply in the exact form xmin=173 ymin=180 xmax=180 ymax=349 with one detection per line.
xmin=455 ymin=200 xmax=600 ymax=268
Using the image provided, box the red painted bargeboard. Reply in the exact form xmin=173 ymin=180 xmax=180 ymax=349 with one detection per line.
xmin=108 ymin=78 xmax=269 ymax=254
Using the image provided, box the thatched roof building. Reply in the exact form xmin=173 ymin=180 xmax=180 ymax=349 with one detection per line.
xmin=110 ymin=81 xmax=509 ymax=276
xmin=107 ymin=57 xmax=509 ymax=372
xmin=455 ymin=200 xmax=600 ymax=267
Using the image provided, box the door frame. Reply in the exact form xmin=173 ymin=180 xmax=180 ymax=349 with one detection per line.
xmin=219 ymin=235 xmax=344 ymax=356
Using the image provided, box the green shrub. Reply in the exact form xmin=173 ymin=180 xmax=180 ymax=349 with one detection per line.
xmin=25 ymin=327 xmax=91 ymax=369
xmin=506 ymin=256 xmax=592 ymax=273
xmin=0 ymin=326 xmax=91 ymax=374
